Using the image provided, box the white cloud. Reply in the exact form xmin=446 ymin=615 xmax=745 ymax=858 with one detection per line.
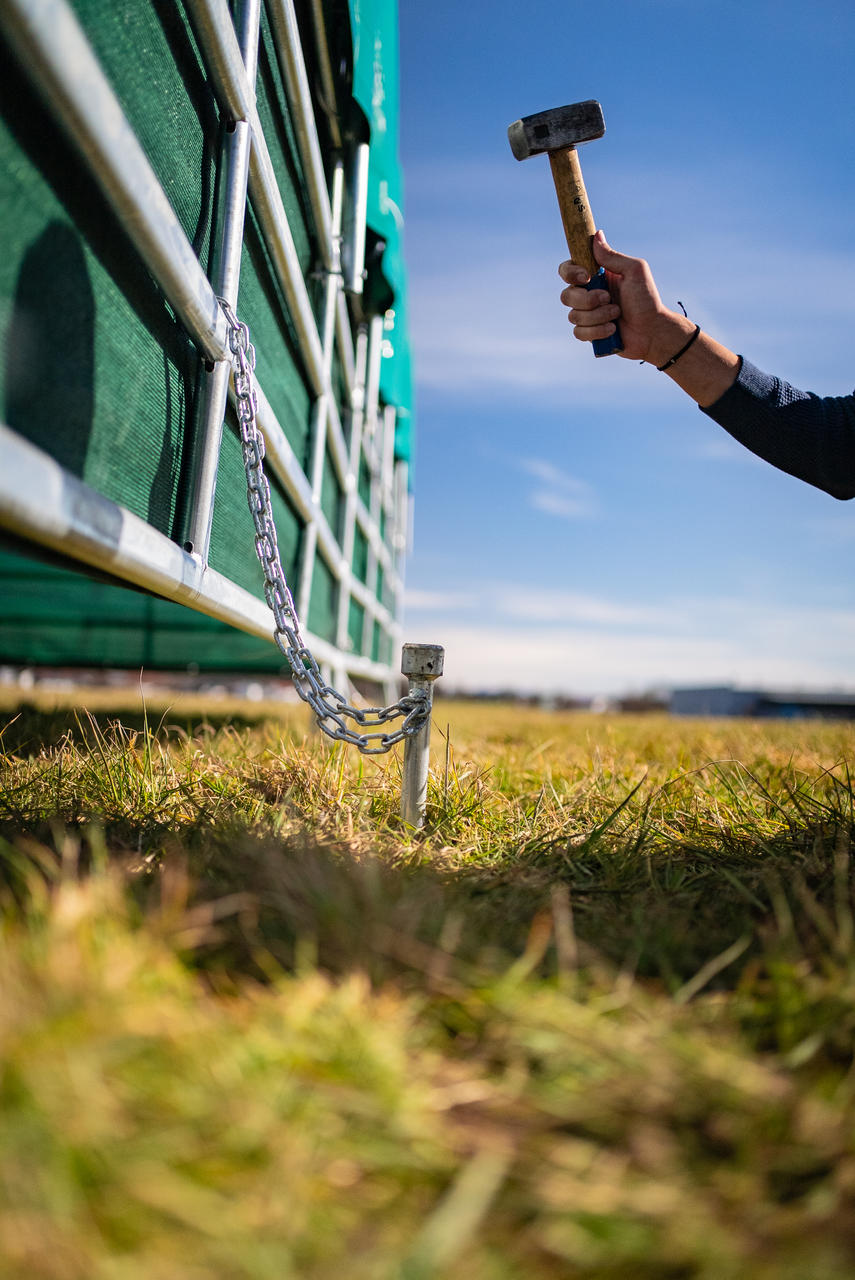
xmin=403 ymin=588 xmax=475 ymax=611
xmin=519 ymin=457 xmax=598 ymax=520
xmin=404 ymin=581 xmax=678 ymax=630
xmin=426 ymin=621 xmax=852 ymax=698
xmin=530 ymin=491 xmax=595 ymax=519
xmin=499 ymin=588 xmax=679 ymax=629
xmin=403 ymin=580 xmax=855 ymax=695
xmin=519 ymin=458 xmax=587 ymax=491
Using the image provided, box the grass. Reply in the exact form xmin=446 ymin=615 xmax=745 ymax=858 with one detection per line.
xmin=2 ymin=690 xmax=855 ymax=1276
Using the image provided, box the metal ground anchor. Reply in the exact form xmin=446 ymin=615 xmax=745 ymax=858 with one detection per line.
xmin=400 ymin=643 xmax=444 ymax=829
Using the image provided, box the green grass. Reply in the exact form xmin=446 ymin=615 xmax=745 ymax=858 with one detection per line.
xmin=2 ymin=692 xmax=855 ymax=1276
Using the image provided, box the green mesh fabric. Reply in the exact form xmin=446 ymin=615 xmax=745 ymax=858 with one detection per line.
xmin=0 ymin=0 xmax=404 ymax=673
xmin=73 ymin=0 xmax=218 ymax=269
xmin=376 ymin=564 xmax=394 ymax=615
xmin=358 ymin=455 xmax=371 ymax=507
xmin=371 ymin=617 xmax=391 ymax=665
xmin=351 ymin=525 xmax=368 ymax=584
xmin=208 ymin=412 xmax=303 ymax=591
xmin=381 ymin=569 xmax=395 ymax=614
xmin=347 ymin=597 xmax=364 ymax=654
xmin=306 ymin=555 xmax=337 ymax=643
xmin=320 ymin=449 xmax=344 ymax=540
xmin=0 ymin=546 xmax=290 ymax=672
xmin=0 ymin=8 xmax=204 ymax=541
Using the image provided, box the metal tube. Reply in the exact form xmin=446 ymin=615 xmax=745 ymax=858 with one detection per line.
xmin=307 ymin=0 xmax=342 ymax=149
xmin=183 ymin=0 xmax=260 ymax=563
xmin=297 ymin=160 xmax=344 ymax=622
xmin=324 ymin=162 xmax=344 ymax=368
xmin=400 ymin=644 xmax=444 ymax=829
xmin=246 ymin=134 xmax=325 ymax=395
xmin=344 ymin=143 xmax=369 ymax=294
xmin=0 ymin=424 xmax=396 ymax=685
xmin=181 ymin=0 xmax=250 ymax=120
xmin=358 ymin=315 xmax=384 ymax=655
xmin=211 ymin=118 xmax=256 ymax=303
xmin=309 ymin=0 xmax=356 ymax=384
xmin=361 ymin=482 xmax=382 ymax=658
xmin=364 ymin=314 xmax=384 ymax=437
xmin=324 ymin=395 xmax=350 ymax=490
xmin=377 ymin=403 xmax=398 ymax=652
xmin=382 ymin=403 xmax=397 ymax=503
xmin=335 ymin=326 xmax=369 ymax=651
xmin=392 ymin=460 xmax=409 ymax=559
xmin=183 ymin=358 xmax=231 ymax=560
xmin=266 ymin=0 xmax=333 ymax=264
xmin=375 ymin=403 xmax=399 ymax=670
xmin=334 ymin=290 xmax=355 ymax=404
xmin=391 ymin=458 xmax=409 ymax=644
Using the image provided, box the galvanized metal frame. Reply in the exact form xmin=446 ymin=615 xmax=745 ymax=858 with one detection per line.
xmin=0 ymin=426 xmax=393 ymax=684
xmin=0 ymin=0 xmax=408 ymax=687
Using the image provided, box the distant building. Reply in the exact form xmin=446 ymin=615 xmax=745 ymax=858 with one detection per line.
xmin=670 ymin=686 xmax=855 ymax=720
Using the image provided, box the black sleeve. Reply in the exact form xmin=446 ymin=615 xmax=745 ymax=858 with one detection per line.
xmin=700 ymin=359 xmax=855 ymax=500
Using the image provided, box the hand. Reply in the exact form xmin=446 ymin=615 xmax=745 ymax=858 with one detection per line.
xmin=558 ymin=231 xmax=684 ymax=364
xmin=559 ymin=231 xmax=741 ymax=405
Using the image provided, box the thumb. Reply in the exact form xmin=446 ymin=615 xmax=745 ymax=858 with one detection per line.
xmin=592 ymin=230 xmax=635 ymax=275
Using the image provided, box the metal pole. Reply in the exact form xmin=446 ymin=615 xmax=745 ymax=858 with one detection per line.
xmin=343 ymin=142 xmax=369 ymax=295
xmin=296 ymin=159 xmax=344 ymax=623
xmin=182 ymin=122 xmax=252 ymax=558
xmin=267 ymin=0 xmax=333 ymax=268
xmin=360 ymin=315 xmax=384 ymax=658
xmin=400 ymin=643 xmax=444 ymax=829
xmin=182 ymin=0 xmax=260 ymax=561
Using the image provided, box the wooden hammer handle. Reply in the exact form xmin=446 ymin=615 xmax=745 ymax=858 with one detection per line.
xmin=548 ymin=147 xmax=597 ymax=277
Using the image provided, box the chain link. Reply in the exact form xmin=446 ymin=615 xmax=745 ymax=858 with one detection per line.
xmin=218 ymin=298 xmax=428 ymax=754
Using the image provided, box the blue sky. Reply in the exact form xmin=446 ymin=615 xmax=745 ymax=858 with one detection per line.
xmin=396 ymin=0 xmax=855 ymax=697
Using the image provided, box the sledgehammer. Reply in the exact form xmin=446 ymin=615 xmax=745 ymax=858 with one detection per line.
xmin=508 ymin=99 xmax=622 ymax=358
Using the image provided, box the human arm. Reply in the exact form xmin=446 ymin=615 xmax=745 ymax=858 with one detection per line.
xmin=701 ymin=362 xmax=855 ymax=500
xmin=559 ymin=232 xmax=855 ymax=500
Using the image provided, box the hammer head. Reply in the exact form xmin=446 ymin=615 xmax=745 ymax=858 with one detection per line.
xmin=508 ymin=100 xmax=605 ymax=161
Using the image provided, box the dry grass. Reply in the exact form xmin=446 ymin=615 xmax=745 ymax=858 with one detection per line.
xmin=2 ymin=689 xmax=855 ymax=1276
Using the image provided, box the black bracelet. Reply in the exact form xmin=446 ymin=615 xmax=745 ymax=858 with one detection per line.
xmin=657 ymin=324 xmax=701 ymax=372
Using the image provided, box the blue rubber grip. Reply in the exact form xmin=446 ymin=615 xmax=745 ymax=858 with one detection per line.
xmin=586 ymin=269 xmax=623 ymax=358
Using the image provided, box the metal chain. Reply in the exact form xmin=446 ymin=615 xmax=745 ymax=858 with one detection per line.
xmin=218 ymin=298 xmax=429 ymax=754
